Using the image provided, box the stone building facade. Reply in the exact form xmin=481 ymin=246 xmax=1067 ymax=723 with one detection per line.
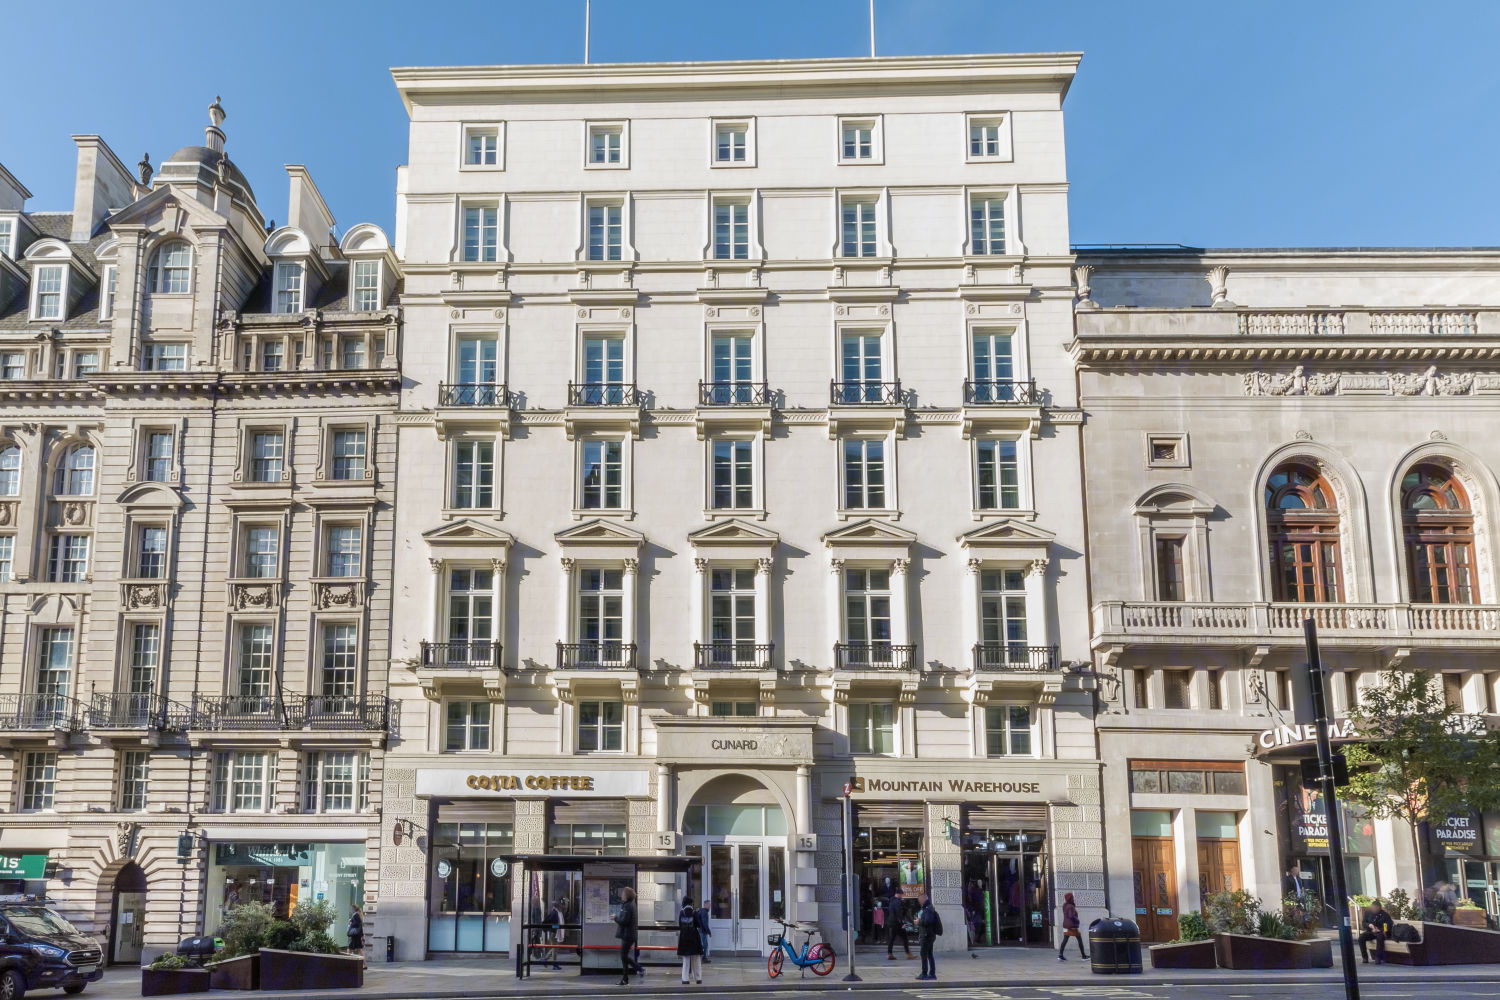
xmin=1074 ymin=248 xmax=1500 ymax=940
xmin=0 ymin=102 xmax=401 ymax=963
xmin=379 ymin=54 xmax=1103 ymax=962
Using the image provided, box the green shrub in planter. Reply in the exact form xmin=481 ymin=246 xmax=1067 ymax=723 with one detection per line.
xmin=149 ymin=954 xmax=190 ymax=971
xmin=1387 ymin=888 xmax=1415 ymax=920
xmin=286 ymin=900 xmax=341 ymax=954
xmin=265 ymin=921 xmax=299 ymax=951
xmin=1282 ymin=893 xmax=1324 ymax=939
xmin=1258 ymin=911 xmax=1300 ymax=941
xmin=1175 ymin=912 xmax=1210 ymax=943
xmin=217 ymin=902 xmax=276 ymax=960
xmin=1203 ymin=890 xmax=1262 ymax=936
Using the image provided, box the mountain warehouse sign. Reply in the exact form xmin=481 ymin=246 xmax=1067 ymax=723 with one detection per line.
xmin=826 ymin=771 xmax=1066 ymax=802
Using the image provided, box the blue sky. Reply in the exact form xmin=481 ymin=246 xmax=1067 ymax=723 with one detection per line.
xmin=6 ymin=0 xmax=1497 ymax=248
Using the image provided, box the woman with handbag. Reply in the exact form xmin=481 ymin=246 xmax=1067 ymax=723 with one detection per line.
xmin=676 ymin=896 xmax=704 ymax=984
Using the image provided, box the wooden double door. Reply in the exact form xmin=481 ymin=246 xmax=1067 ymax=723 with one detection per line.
xmin=1197 ymin=838 xmax=1242 ymax=898
xmin=1131 ymin=837 xmax=1177 ymax=943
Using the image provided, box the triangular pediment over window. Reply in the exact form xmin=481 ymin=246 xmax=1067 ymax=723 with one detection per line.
xmin=822 ymin=518 xmax=916 ymax=563
xmin=422 ymin=519 xmax=515 ymax=545
xmin=687 ymin=519 xmax=780 ymax=546
xmin=105 ymin=185 xmax=225 ymax=233
xmin=957 ymin=517 xmax=1054 ymax=564
xmin=555 ymin=519 xmax=646 ymax=558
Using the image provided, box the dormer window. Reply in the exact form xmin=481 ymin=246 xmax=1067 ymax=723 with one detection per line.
xmin=32 ymin=265 xmax=64 ymax=320
xmin=274 ymin=262 xmax=304 ymax=313
xmin=0 ymin=219 xmax=13 ymax=259
xmin=352 ymin=260 xmax=381 ymax=311
xmin=99 ymin=265 xmax=118 ymax=320
xmin=147 ymin=242 xmax=192 ymax=294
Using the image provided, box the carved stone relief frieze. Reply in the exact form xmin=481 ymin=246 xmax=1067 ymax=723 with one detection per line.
xmin=1243 ymin=365 xmax=1488 ymax=397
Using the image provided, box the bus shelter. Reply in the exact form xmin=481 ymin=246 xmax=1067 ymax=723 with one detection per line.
xmin=508 ymin=854 xmax=701 ymax=977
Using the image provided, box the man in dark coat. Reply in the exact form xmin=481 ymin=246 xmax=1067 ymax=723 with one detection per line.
xmin=916 ymin=892 xmax=942 ymax=981
xmin=614 ymin=887 xmax=640 ymax=984
xmin=886 ymin=887 xmax=914 ymax=960
xmin=677 ymin=897 xmax=704 ymax=984
xmin=1360 ymin=899 xmax=1394 ymax=964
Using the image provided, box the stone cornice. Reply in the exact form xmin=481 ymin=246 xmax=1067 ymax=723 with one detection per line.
xmin=92 ymin=371 xmax=402 ymax=397
xmin=1071 ymin=340 xmax=1500 ymax=366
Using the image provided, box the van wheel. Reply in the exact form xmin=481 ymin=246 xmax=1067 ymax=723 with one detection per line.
xmin=0 ymin=968 xmax=24 ymax=1000
xmin=64 ymin=987 xmax=87 ymax=996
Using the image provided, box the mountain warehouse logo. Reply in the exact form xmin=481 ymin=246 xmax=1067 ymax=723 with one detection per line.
xmin=852 ymin=777 xmax=1041 ymax=795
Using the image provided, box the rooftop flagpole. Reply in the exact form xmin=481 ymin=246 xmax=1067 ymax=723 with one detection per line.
xmin=585 ymin=0 xmax=591 ymax=64
xmin=869 ymin=0 xmax=876 ymax=56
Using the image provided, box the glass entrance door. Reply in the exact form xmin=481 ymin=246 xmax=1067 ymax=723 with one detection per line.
xmin=706 ymin=842 xmax=768 ymax=954
xmin=1456 ymin=859 xmax=1500 ymax=927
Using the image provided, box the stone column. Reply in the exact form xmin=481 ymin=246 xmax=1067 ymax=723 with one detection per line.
xmin=1024 ymin=558 xmax=1048 ymax=647
xmin=690 ymin=557 xmax=706 ymax=649
xmin=622 ymin=557 xmax=638 ymax=650
xmin=657 ymin=763 xmax=673 ymax=836
xmin=795 ymin=765 xmax=816 ymax=924
xmin=754 ymin=557 xmax=772 ymax=651
xmin=963 ymin=558 xmax=982 ymax=668
xmin=890 ymin=558 xmax=910 ymax=648
xmin=558 ymin=557 xmax=575 ymax=645
xmin=927 ymin=803 xmax=965 ymax=954
xmin=826 ymin=558 xmax=843 ymax=663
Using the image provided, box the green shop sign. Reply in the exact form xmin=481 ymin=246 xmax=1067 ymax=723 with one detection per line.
xmin=0 ymin=855 xmax=48 ymax=879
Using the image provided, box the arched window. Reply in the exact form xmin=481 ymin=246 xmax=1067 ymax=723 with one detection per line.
xmin=1402 ymin=464 xmax=1478 ymax=604
xmin=1266 ymin=463 xmax=1342 ymax=603
xmin=147 ymin=241 xmax=193 ymax=294
xmin=54 ymin=443 xmax=94 ymax=497
xmin=0 ymin=446 xmax=18 ymax=497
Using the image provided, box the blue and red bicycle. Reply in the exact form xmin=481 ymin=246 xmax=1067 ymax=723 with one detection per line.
xmin=767 ymin=918 xmax=836 ymax=978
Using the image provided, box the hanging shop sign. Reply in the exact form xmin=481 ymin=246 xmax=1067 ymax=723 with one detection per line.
xmin=0 ymin=855 xmax=47 ymax=880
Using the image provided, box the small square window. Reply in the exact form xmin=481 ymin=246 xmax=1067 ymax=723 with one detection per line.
xmin=463 ymin=125 xmax=502 ymax=168
xmin=586 ymin=123 xmax=627 ymax=168
xmin=839 ymin=118 xmax=879 ymax=163
xmin=711 ymin=119 xmax=754 ymax=167
xmin=1146 ymin=433 xmax=1189 ymax=469
xmin=965 ymin=114 xmax=1012 ymax=162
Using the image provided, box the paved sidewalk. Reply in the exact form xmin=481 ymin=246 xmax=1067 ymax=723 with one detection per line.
xmin=82 ymin=945 xmax=1500 ymax=1000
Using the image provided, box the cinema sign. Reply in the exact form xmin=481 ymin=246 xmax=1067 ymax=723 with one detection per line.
xmin=1256 ymin=719 xmax=1358 ymax=752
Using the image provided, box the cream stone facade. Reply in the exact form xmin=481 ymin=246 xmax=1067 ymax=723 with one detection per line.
xmin=1074 ymin=248 xmax=1500 ymax=941
xmin=0 ymin=103 xmax=400 ymax=963
xmin=381 ymin=54 xmax=1103 ymax=962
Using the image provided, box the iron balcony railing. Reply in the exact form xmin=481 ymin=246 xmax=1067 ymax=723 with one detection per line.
xmin=88 ymin=692 xmax=192 ymax=731
xmin=294 ymin=694 xmax=390 ymax=732
xmin=698 ymin=381 xmax=772 ymax=406
xmin=0 ymin=693 xmax=84 ymax=731
xmin=438 ymin=382 xmax=517 ymax=408
xmin=834 ymin=642 xmax=916 ymax=671
xmin=694 ymin=641 xmax=775 ymax=670
xmin=830 ymin=379 xmax=904 ymax=406
xmin=971 ymin=644 xmax=1059 ymax=672
xmin=556 ymin=641 xmax=638 ymax=671
xmin=963 ymin=379 xmax=1041 ymax=405
xmin=421 ymin=640 xmax=503 ymax=669
xmin=568 ymin=382 xmax=642 ymax=407
xmin=190 ymin=694 xmax=292 ymax=730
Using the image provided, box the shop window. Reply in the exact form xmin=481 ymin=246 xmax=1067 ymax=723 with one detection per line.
xmin=208 ymin=843 xmax=366 ymax=939
xmin=959 ymin=822 xmax=1049 ymax=946
xmin=548 ymin=800 xmax=628 ymax=856
xmin=576 ymin=700 xmax=624 ymax=753
xmin=984 ymin=704 xmax=1032 ymax=757
xmin=445 ymin=701 xmax=492 ymax=751
xmin=429 ymin=821 xmax=513 ymax=952
xmin=851 ymin=809 xmax=924 ymax=946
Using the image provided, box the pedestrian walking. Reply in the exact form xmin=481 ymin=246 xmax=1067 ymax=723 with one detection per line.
xmin=345 ymin=902 xmax=365 ymax=968
xmin=885 ymin=887 xmax=914 ymax=960
xmin=677 ymin=896 xmax=704 ymax=984
xmin=915 ymin=892 xmax=942 ymax=980
xmin=614 ymin=887 xmax=640 ymax=985
xmin=695 ymin=897 xmax=713 ymax=963
xmin=1057 ymin=892 xmax=1087 ymax=961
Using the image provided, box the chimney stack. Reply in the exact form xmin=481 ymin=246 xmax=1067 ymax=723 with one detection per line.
xmin=205 ymin=96 xmax=227 ymax=153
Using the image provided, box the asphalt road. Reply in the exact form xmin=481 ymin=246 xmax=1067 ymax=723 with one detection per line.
xmin=361 ymin=985 xmax=1500 ymax=1000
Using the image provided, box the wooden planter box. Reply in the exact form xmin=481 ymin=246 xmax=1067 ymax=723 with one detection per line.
xmin=1306 ymin=937 xmax=1333 ymax=968
xmin=1212 ymin=933 xmax=1313 ymax=970
xmin=1454 ymin=907 xmax=1489 ymax=928
xmin=1384 ymin=921 xmax=1500 ymax=965
xmin=205 ymin=953 xmax=260 ymax=990
xmin=259 ymin=948 xmax=363 ymax=991
xmin=141 ymin=967 xmax=211 ymax=996
xmin=1148 ymin=940 xmax=1217 ymax=969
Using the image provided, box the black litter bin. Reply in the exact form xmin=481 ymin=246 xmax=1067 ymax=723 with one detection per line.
xmin=1088 ymin=917 xmax=1142 ymax=974
xmin=177 ymin=936 xmax=218 ymax=959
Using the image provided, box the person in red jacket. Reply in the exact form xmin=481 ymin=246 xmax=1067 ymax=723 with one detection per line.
xmin=1057 ymin=893 xmax=1087 ymax=961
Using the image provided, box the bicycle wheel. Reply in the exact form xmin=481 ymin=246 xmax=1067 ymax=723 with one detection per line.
xmin=807 ymin=942 xmax=836 ymax=976
xmin=767 ymin=948 xmax=784 ymax=978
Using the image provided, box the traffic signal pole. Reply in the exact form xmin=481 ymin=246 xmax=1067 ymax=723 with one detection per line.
xmin=1303 ymin=618 xmax=1360 ymax=1000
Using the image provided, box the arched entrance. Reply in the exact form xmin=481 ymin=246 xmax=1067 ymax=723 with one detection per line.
xmin=681 ymin=774 xmax=790 ymax=956
xmin=109 ymin=862 xmax=147 ymax=965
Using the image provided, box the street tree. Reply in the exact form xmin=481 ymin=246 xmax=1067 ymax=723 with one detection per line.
xmin=1343 ymin=668 xmax=1500 ymax=898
